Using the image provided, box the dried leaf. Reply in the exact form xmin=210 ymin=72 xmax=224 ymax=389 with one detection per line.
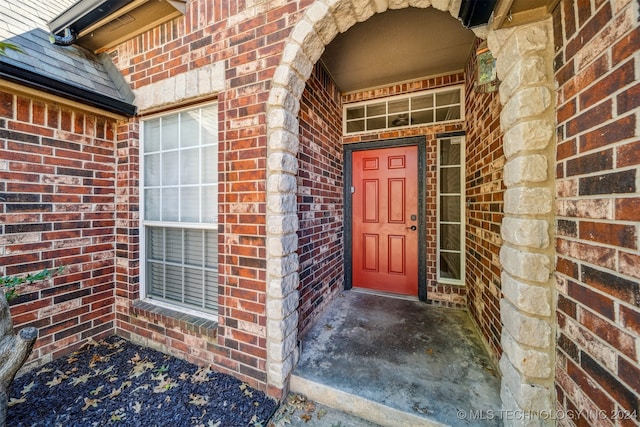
xmin=90 ymin=385 xmax=104 ymax=396
xmin=36 ymin=367 xmax=53 ymax=376
xmin=82 ymin=397 xmax=99 ymax=411
xmin=89 ymin=354 xmax=103 ymax=368
xmin=70 ymin=373 xmax=92 ymax=386
xmin=132 ymin=401 xmax=142 ymax=414
xmin=21 ymin=381 xmax=35 ymax=395
xmin=300 ymin=413 xmax=312 ymax=422
xmin=208 ymin=421 xmax=221 ymax=427
xmin=46 ymin=376 xmax=64 ymax=388
xmin=426 ymin=348 xmax=433 ymax=355
xmin=324 ymin=324 xmax=333 ymax=330
xmin=317 ymin=408 xmax=327 ymax=420
xmin=129 ymin=353 xmax=141 ymax=364
xmin=191 ymin=366 xmax=212 ymax=383
xmin=129 ymin=360 xmax=155 ymax=378
xmin=179 ymin=372 xmax=189 ymax=380
xmin=189 ymin=394 xmax=209 ymax=406
xmin=8 ymin=397 xmax=26 ymax=407
xmin=66 ymin=356 xmax=78 ymax=364
xmin=153 ymin=377 xmax=178 ymax=393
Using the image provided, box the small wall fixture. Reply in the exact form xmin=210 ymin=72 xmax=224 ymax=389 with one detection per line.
xmin=475 ymin=41 xmax=499 ymax=93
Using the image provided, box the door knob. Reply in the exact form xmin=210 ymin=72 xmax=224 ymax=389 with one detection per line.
xmin=406 ymin=225 xmax=417 ymax=231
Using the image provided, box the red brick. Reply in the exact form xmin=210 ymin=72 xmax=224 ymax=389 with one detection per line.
xmin=612 ymin=26 xmax=640 ymax=65
xmin=617 ymin=140 xmax=640 ymax=168
xmin=579 ymin=307 xmax=636 ymax=359
xmin=582 ymin=264 xmax=640 ymax=307
xmin=619 ymin=305 xmax=640 ymax=336
xmin=579 ymin=220 xmax=636 ymax=249
xmin=568 ymin=280 xmax=615 ymax=319
xmin=579 ymin=60 xmax=635 ymax=110
xmin=567 ymin=101 xmax=612 ymax=138
xmin=619 ymin=251 xmax=640 ymax=280
xmin=617 ymin=82 xmax=640 ymax=114
xmin=567 ymin=357 xmax=616 ymax=415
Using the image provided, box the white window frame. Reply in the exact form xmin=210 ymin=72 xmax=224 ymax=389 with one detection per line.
xmin=436 ymin=135 xmax=465 ymax=285
xmin=139 ymin=103 xmax=219 ymax=321
xmin=343 ymin=85 xmax=465 ymax=135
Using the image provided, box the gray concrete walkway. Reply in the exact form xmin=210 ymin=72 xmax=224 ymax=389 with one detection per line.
xmin=281 ymin=290 xmax=502 ymax=426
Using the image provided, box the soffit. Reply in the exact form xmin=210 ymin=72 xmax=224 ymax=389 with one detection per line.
xmin=319 ymin=7 xmax=476 ymax=94
xmin=49 ymin=0 xmax=186 ymax=53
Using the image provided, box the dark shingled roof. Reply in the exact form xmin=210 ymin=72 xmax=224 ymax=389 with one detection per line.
xmin=0 ymin=0 xmax=135 ymax=116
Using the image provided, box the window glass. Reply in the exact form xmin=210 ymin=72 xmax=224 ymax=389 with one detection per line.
xmin=142 ymin=104 xmax=218 ymax=316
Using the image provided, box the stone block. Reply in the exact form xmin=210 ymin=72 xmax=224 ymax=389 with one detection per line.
xmin=291 ymin=19 xmax=325 ymax=62
xmin=267 ymin=233 xmax=298 ymax=257
xmin=501 ymin=87 xmax=551 ymax=131
xmin=268 ymin=85 xmax=301 ymax=116
xmin=500 ymin=245 xmax=551 ymax=283
xmin=431 ymin=0 xmax=451 ymax=11
xmin=409 ymin=0 xmax=432 ymax=7
xmin=501 ymin=217 xmax=549 ymax=249
xmin=328 ymin=0 xmax=357 ymax=33
xmin=272 ymin=65 xmax=306 ymax=100
xmin=267 ymin=193 xmax=296 ymax=214
xmin=267 ymin=108 xmax=299 ymax=134
xmin=269 ymin=329 xmax=298 ymax=361
xmin=499 ymin=56 xmax=547 ymax=104
xmin=504 ymin=187 xmax=552 ymax=215
xmin=502 ymin=330 xmax=552 ymax=379
xmin=388 ymin=0 xmax=410 ymax=9
xmin=266 ymin=253 xmax=299 ymax=278
xmin=500 ymin=355 xmax=553 ymax=413
xmin=501 ymin=299 xmax=552 ymax=349
xmin=267 ymin=310 xmax=298 ymax=342
xmin=371 ymin=0 xmax=389 ymax=13
xmin=268 ymin=353 xmax=294 ymax=387
xmin=267 ymin=213 xmax=299 ymax=235
xmin=267 ymin=273 xmax=299 ymax=300
xmin=351 ymin=0 xmax=377 ymax=21
xmin=306 ymin=2 xmax=338 ymax=45
xmin=266 ymin=291 xmax=299 ymax=321
xmin=494 ymin=23 xmax=549 ymax=79
xmin=502 ymin=273 xmax=551 ymax=316
xmin=503 ymin=120 xmax=553 ymax=159
xmin=268 ymin=130 xmax=299 ymax=154
xmin=504 ymin=155 xmax=548 ymax=186
xmin=267 ymin=172 xmax=297 ymax=193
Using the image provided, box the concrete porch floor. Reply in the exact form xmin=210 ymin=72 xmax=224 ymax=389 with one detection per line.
xmin=283 ymin=290 xmax=502 ymax=426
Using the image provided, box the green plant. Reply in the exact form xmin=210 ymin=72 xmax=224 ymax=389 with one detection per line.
xmin=1 ymin=266 xmax=65 ymax=301
xmin=0 ymin=41 xmax=23 ymax=56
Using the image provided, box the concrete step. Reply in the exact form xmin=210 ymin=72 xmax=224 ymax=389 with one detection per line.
xmin=290 ymin=375 xmax=447 ymax=427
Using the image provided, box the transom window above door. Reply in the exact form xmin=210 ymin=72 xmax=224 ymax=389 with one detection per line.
xmin=343 ymin=86 xmax=464 ymax=135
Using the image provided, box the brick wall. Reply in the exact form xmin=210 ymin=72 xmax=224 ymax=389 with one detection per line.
xmin=342 ymin=74 xmax=467 ymax=307
xmin=107 ymin=0 xmax=305 ymax=395
xmin=0 ymin=90 xmax=118 ymax=370
xmin=554 ymin=0 xmax=640 ymax=421
xmin=464 ymin=39 xmax=504 ymax=362
xmin=297 ymin=63 xmax=345 ymax=334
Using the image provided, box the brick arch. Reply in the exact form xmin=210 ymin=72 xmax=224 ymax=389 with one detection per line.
xmin=265 ymin=1 xmax=557 ymax=420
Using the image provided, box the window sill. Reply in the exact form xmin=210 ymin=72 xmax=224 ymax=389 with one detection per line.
xmin=131 ymin=300 xmax=218 ymax=339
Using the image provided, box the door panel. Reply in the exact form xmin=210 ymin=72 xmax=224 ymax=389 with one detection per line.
xmin=352 ymin=145 xmax=418 ymax=295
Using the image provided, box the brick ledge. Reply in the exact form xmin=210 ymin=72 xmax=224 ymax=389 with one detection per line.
xmin=131 ymin=300 xmax=218 ymax=339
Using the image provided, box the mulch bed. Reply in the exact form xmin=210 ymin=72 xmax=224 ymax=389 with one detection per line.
xmin=8 ymin=336 xmax=278 ymax=427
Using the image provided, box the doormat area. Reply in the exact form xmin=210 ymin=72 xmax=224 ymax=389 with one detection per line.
xmin=8 ymin=335 xmax=277 ymax=427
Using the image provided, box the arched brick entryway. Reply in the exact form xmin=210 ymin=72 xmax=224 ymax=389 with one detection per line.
xmin=265 ymin=0 xmax=556 ymax=421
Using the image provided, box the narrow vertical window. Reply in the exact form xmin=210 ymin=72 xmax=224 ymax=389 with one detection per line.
xmin=141 ymin=104 xmax=218 ymax=316
xmin=437 ymin=136 xmax=464 ymax=283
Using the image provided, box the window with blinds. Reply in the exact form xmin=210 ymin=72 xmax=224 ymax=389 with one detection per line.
xmin=141 ymin=104 xmax=219 ymax=316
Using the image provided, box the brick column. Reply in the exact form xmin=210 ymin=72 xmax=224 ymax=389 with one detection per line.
xmin=488 ymin=20 xmax=557 ymax=424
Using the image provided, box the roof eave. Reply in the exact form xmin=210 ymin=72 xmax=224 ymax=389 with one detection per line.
xmin=0 ymin=61 xmax=136 ymax=117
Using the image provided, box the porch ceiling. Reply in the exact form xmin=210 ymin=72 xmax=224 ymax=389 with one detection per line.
xmin=319 ymin=7 xmax=476 ymax=93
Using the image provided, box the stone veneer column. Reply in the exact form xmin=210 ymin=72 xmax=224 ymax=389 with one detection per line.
xmin=488 ymin=20 xmax=556 ymax=425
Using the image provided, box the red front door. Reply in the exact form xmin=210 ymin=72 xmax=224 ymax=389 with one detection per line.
xmin=352 ymin=145 xmax=418 ymax=295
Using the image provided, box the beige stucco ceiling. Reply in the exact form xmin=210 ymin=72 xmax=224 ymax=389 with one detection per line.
xmin=319 ymin=7 xmax=477 ymax=93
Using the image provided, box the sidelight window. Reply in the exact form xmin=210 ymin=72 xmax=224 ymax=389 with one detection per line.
xmin=437 ymin=136 xmax=465 ymax=284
